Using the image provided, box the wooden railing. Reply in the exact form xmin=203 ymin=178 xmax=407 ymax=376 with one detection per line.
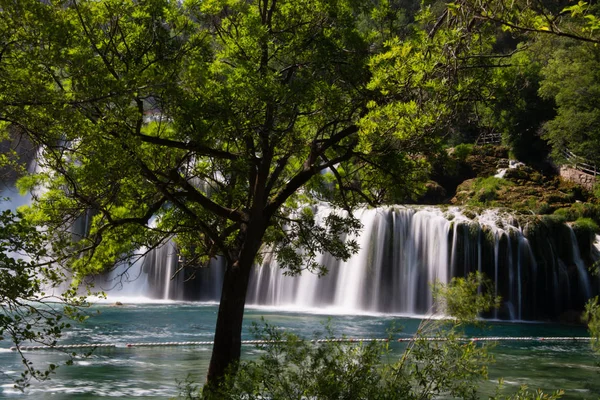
xmin=475 ymin=132 xmax=502 ymax=145
xmin=562 ymin=149 xmax=598 ymax=176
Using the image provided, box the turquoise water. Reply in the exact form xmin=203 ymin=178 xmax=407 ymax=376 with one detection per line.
xmin=0 ymin=303 xmax=598 ymax=399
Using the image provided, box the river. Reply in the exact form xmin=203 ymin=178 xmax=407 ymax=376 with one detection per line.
xmin=1 ymin=303 xmax=597 ymax=399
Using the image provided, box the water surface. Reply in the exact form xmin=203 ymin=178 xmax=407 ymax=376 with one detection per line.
xmin=0 ymin=303 xmax=597 ymax=399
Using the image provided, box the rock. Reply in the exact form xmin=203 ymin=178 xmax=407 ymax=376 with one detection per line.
xmin=503 ymin=166 xmax=537 ymax=183
xmin=419 ymin=181 xmax=447 ymax=204
xmin=496 ymin=159 xmax=509 ymax=169
xmin=114 ymin=301 xmax=123 ymax=306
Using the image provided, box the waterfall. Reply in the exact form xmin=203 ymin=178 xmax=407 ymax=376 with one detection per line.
xmin=90 ymin=204 xmax=598 ymax=320
xmin=4 ymin=148 xmax=597 ymax=319
xmin=568 ymin=227 xmax=592 ymax=300
xmin=4 ymin=132 xmax=594 ymax=319
xmin=97 ymin=242 xmax=226 ymax=302
xmin=245 ymin=206 xmax=598 ymax=319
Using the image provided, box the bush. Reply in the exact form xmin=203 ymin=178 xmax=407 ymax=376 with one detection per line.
xmin=572 ymin=217 xmax=599 ymax=233
xmin=553 ymin=203 xmax=600 ymax=226
xmin=593 ymin=181 xmax=600 ymax=202
xmin=181 ymin=273 xmax=562 ymax=400
xmin=534 ymin=201 xmax=551 ymax=215
xmin=552 ymin=207 xmax=575 ymax=221
xmin=453 ymin=143 xmax=474 ymax=162
xmin=583 ymin=296 xmax=600 ymax=353
xmin=192 ymin=324 xmax=496 ymax=400
xmin=0 ymin=208 xmax=89 ymax=390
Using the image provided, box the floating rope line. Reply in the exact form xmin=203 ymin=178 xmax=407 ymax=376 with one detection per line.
xmin=10 ymin=343 xmax=116 ymax=351
xmin=397 ymin=336 xmax=592 ymax=342
xmin=124 ymin=338 xmax=391 ymax=348
xmin=9 ymin=337 xmax=591 ymax=351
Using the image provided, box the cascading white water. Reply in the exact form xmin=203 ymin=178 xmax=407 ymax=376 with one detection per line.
xmin=4 ymin=131 xmax=595 ymax=318
xmin=90 ymin=204 xmax=597 ymax=320
xmin=245 ymin=205 xmax=597 ymax=319
xmin=246 ymin=207 xmax=454 ymax=314
xmin=568 ymin=227 xmax=592 ymax=299
xmin=5 ymin=145 xmax=597 ymax=319
xmin=249 ymin=206 xmax=450 ymax=315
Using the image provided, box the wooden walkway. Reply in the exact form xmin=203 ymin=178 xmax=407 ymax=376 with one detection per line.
xmin=475 ymin=132 xmax=502 ymax=145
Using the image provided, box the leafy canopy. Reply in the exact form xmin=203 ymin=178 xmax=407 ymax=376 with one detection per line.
xmin=0 ymin=0 xmax=442 ymax=283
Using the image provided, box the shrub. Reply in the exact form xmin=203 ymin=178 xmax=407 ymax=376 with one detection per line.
xmin=553 ymin=207 xmax=575 ymax=221
xmin=572 ymin=217 xmax=599 ymax=233
xmin=593 ymin=181 xmax=600 ymax=202
xmin=180 ymin=273 xmax=562 ymax=400
xmin=535 ymin=201 xmax=551 ymax=215
xmin=583 ymin=296 xmax=600 ymax=353
xmin=553 ymin=203 xmax=600 ymax=226
xmin=453 ymin=143 xmax=474 ymax=162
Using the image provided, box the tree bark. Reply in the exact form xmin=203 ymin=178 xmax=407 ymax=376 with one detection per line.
xmin=204 ymin=221 xmax=265 ymax=395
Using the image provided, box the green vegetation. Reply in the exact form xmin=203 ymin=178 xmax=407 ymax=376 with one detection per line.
xmin=470 ymin=177 xmax=513 ymax=205
xmin=453 ymin=144 xmax=475 ymax=163
xmin=554 ymin=203 xmax=600 ymax=229
xmin=584 ymin=296 xmax=600 ymax=353
xmin=3 ymin=0 xmax=600 ymax=392
xmin=572 ymin=217 xmax=600 ymax=233
xmin=0 ymin=207 xmax=87 ymax=390
xmin=433 ymin=272 xmax=501 ymax=324
xmin=178 ymin=273 xmax=562 ymax=400
xmin=539 ymin=40 xmax=600 ymax=165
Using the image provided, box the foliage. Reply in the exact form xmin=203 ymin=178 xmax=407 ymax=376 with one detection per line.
xmin=0 ymin=207 xmax=87 ymax=390
xmin=534 ymin=201 xmax=551 ymax=215
xmin=539 ymin=40 xmax=600 ymax=165
xmin=593 ymin=181 xmax=600 ymax=202
xmin=553 ymin=202 xmax=600 ymax=227
xmin=490 ymin=381 xmax=564 ymax=400
xmin=0 ymin=0 xmax=447 ymax=385
xmin=479 ymin=46 xmax=554 ymax=163
xmin=440 ymin=0 xmax=600 ymax=167
xmin=453 ymin=143 xmax=474 ymax=163
xmin=572 ymin=217 xmax=599 ymax=233
xmin=0 ymin=129 xmax=35 ymax=182
xmin=583 ymin=296 xmax=600 ymax=353
xmin=4 ymin=0 xmax=600 ymax=388
xmin=365 ymin=3 xmax=498 ymax=134
xmin=178 ymin=273 xmax=561 ymax=400
xmin=433 ymin=272 xmax=501 ymax=325
xmin=469 ymin=177 xmax=512 ymax=205
xmin=447 ymin=0 xmax=600 ymax=44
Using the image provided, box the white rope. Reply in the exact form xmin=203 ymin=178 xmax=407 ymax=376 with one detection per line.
xmin=396 ymin=336 xmax=591 ymax=342
xmin=10 ymin=343 xmax=116 ymax=351
xmin=10 ymin=337 xmax=591 ymax=351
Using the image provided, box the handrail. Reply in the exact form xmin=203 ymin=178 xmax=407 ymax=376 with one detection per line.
xmin=562 ymin=148 xmax=598 ymax=176
xmin=475 ymin=132 xmax=502 ymax=145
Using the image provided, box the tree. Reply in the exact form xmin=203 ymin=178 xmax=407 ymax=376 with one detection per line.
xmin=432 ymin=0 xmax=600 ymax=165
xmin=5 ymin=0 xmax=580 ymax=390
xmin=445 ymin=0 xmax=600 ymax=45
xmin=0 ymin=206 xmax=86 ymax=390
xmin=1 ymin=0 xmax=441 ymax=389
xmin=538 ymin=40 xmax=600 ymax=165
xmin=478 ymin=46 xmax=555 ymax=163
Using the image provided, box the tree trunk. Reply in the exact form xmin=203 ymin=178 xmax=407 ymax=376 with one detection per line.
xmin=204 ymin=222 xmax=265 ymax=395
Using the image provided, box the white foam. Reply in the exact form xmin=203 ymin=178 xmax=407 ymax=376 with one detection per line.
xmin=87 ymin=295 xmax=185 ymax=305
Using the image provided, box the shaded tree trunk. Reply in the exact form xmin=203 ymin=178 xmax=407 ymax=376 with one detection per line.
xmin=204 ymin=220 xmax=266 ymax=394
